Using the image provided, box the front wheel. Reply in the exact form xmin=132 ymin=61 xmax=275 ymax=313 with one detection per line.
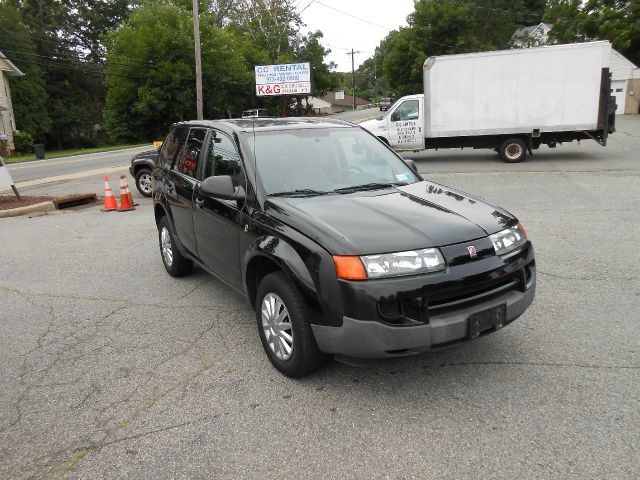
xmin=135 ymin=168 xmax=153 ymax=197
xmin=256 ymin=272 xmax=326 ymax=377
xmin=498 ymin=138 xmax=527 ymax=163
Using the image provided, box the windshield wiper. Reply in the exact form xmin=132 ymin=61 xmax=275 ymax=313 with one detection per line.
xmin=269 ymin=189 xmax=330 ymax=197
xmin=333 ymin=182 xmax=407 ymax=194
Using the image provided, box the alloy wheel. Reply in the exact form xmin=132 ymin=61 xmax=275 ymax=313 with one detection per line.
xmin=261 ymin=293 xmax=294 ymax=361
xmin=139 ymin=173 xmax=152 ymax=195
xmin=160 ymin=227 xmax=173 ymax=267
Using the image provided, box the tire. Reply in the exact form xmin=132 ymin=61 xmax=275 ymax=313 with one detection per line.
xmin=157 ymin=216 xmax=192 ymax=277
xmin=256 ymin=272 xmax=327 ymax=377
xmin=499 ymin=138 xmax=527 ymax=163
xmin=135 ymin=168 xmax=153 ymax=197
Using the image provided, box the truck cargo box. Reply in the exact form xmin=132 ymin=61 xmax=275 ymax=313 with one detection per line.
xmin=423 ymin=41 xmax=611 ymax=137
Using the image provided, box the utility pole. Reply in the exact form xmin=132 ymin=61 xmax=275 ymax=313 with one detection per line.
xmin=192 ymin=0 xmax=203 ymax=120
xmin=346 ymin=49 xmax=361 ymax=110
xmin=374 ymin=47 xmax=378 ymax=99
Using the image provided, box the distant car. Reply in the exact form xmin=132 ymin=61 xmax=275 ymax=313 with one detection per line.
xmin=242 ymin=108 xmax=270 ymax=118
xmin=129 ymin=148 xmax=158 ymax=197
xmin=379 ymin=97 xmax=395 ymax=111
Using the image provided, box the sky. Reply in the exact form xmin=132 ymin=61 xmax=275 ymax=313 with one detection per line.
xmin=297 ymin=0 xmax=416 ymax=72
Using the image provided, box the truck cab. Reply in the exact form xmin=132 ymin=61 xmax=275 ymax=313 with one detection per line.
xmin=362 ymin=94 xmax=424 ymax=151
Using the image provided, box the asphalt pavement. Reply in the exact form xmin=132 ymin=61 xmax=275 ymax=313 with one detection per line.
xmin=2 ymin=145 xmax=152 ymax=188
xmin=0 ymin=116 xmax=638 ymax=479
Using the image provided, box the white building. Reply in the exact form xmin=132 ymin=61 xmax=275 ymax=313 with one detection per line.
xmin=511 ymin=23 xmax=552 ymax=48
xmin=609 ymin=49 xmax=639 ymax=114
xmin=0 ymin=50 xmax=24 ymax=153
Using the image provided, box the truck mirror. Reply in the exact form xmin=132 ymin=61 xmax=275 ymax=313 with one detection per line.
xmin=390 ymin=112 xmax=399 ymax=122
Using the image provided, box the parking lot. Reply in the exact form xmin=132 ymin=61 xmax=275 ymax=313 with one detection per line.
xmin=1 ymin=116 xmax=638 ymax=479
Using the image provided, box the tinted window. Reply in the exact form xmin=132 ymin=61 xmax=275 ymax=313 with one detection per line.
xmin=175 ymin=128 xmax=206 ymax=178
xmin=159 ymin=126 xmax=188 ymax=168
xmin=249 ymin=127 xmax=419 ymax=195
xmin=393 ymin=100 xmax=419 ymax=121
xmin=203 ymin=131 xmax=244 ymax=185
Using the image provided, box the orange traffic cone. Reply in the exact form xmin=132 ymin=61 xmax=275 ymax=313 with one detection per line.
xmin=122 ymin=175 xmax=137 ymax=207
xmin=101 ymin=176 xmax=118 ymax=212
xmin=117 ymin=175 xmax=135 ymax=211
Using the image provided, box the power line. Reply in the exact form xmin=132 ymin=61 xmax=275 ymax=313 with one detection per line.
xmin=0 ymin=30 xmax=146 ymax=68
xmin=0 ymin=55 xmax=144 ymax=80
xmin=0 ymin=46 xmax=145 ymax=71
xmin=299 ymin=0 xmax=317 ymax=14
xmin=314 ymin=1 xmax=393 ymax=30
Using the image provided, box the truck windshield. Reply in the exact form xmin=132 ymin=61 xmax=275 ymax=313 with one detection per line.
xmin=248 ymin=127 xmax=419 ymax=196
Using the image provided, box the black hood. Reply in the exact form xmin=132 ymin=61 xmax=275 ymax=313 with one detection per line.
xmin=132 ymin=149 xmax=158 ymax=161
xmin=265 ymin=181 xmax=516 ymax=255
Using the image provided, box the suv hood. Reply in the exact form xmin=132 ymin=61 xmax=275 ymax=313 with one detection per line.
xmin=265 ymin=181 xmax=516 ymax=255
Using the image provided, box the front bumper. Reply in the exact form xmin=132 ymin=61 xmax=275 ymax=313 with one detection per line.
xmin=312 ymin=244 xmax=536 ymax=361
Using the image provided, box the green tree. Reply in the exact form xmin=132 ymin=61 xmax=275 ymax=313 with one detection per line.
xmin=545 ymin=0 xmax=640 ymax=65
xmin=376 ymin=0 xmax=526 ymax=96
xmin=227 ymin=0 xmax=339 ymax=114
xmin=104 ymin=1 xmax=251 ymax=142
xmin=0 ymin=2 xmax=51 ymax=141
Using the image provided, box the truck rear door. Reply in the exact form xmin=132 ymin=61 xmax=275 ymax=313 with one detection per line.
xmin=388 ymin=97 xmax=423 ymax=150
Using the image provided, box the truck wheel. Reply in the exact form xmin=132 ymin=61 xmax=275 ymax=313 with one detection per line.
xmin=158 ymin=216 xmax=192 ymax=277
xmin=135 ymin=168 xmax=153 ymax=197
xmin=499 ymin=138 xmax=527 ymax=163
xmin=256 ymin=271 xmax=326 ymax=377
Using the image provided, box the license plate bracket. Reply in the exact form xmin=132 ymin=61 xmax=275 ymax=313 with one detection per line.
xmin=468 ymin=304 xmax=506 ymax=339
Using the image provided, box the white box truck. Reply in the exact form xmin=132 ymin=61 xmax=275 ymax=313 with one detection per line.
xmin=361 ymin=41 xmax=617 ymax=162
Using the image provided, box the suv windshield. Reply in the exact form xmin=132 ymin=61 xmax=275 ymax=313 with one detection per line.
xmin=248 ymin=127 xmax=419 ymax=196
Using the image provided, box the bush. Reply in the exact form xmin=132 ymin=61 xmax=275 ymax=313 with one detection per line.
xmin=12 ymin=131 xmax=34 ymax=154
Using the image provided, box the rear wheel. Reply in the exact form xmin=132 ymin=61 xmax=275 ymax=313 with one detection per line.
xmin=158 ymin=216 xmax=192 ymax=277
xmin=499 ymin=138 xmax=527 ymax=163
xmin=256 ymin=272 xmax=326 ymax=377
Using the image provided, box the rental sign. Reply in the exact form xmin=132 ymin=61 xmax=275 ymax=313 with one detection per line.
xmin=254 ymin=62 xmax=312 ymax=96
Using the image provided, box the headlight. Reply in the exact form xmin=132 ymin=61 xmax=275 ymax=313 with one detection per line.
xmin=490 ymin=223 xmax=527 ymax=255
xmin=360 ymin=248 xmax=446 ymax=279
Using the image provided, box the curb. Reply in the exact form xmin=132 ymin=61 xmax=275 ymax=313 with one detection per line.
xmin=0 ymin=201 xmax=56 ymax=218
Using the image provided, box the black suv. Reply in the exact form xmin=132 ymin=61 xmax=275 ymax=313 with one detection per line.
xmin=152 ymin=118 xmax=536 ymax=377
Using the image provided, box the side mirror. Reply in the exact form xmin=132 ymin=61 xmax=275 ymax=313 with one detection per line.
xmin=390 ymin=112 xmax=399 ymax=122
xmin=405 ymin=159 xmax=418 ymax=174
xmin=200 ymin=175 xmax=245 ymax=201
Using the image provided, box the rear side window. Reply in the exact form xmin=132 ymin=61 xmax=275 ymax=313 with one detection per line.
xmin=158 ymin=126 xmax=188 ymax=168
xmin=175 ymin=128 xmax=207 ymax=178
xmin=203 ymin=131 xmax=244 ymax=186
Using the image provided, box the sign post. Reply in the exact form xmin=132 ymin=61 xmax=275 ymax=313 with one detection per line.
xmin=0 ymin=155 xmax=20 ymax=200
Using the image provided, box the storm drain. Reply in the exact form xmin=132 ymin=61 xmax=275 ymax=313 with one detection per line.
xmin=52 ymin=194 xmax=97 ymax=210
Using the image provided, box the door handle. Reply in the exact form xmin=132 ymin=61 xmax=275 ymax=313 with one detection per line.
xmin=195 ymin=197 xmax=205 ymax=208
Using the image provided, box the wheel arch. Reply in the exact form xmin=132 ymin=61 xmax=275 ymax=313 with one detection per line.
xmin=154 ymin=202 xmax=171 ymax=228
xmin=132 ymin=159 xmax=155 ymax=175
xmin=243 ymin=238 xmax=318 ymax=311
